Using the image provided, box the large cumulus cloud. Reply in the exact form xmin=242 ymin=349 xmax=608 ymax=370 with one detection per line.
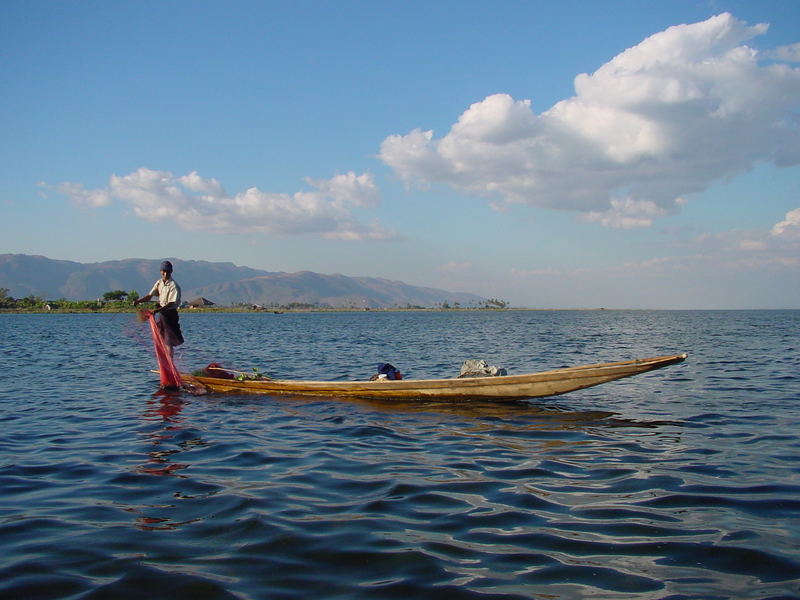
xmin=380 ymin=13 xmax=800 ymax=228
xmin=48 ymin=168 xmax=397 ymax=241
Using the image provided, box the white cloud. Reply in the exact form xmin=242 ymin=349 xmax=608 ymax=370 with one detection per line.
xmin=510 ymin=266 xmax=558 ymax=277
xmin=680 ymin=216 xmax=800 ymax=267
xmin=48 ymin=168 xmax=397 ymax=241
xmin=771 ymin=207 xmax=800 ymax=239
xmin=505 ymin=228 xmax=798 ymax=308
xmin=46 ymin=181 xmax=112 ymax=208
xmin=768 ymin=43 xmax=800 ymax=62
xmin=582 ymin=197 xmax=669 ymax=229
xmin=440 ymin=261 xmax=473 ymax=273
xmin=379 ymin=13 xmax=800 ymax=227
xmin=740 ymin=239 xmax=767 ymax=251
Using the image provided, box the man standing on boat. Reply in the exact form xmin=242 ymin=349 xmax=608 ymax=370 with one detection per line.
xmin=134 ymin=260 xmax=184 ymax=356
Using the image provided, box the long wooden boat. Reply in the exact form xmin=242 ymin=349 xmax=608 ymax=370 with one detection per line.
xmin=179 ymin=353 xmax=687 ymax=401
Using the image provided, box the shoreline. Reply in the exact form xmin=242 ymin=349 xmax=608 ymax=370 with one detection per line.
xmin=1 ymin=307 xmax=791 ymax=314
xmin=0 ymin=307 xmax=529 ymax=314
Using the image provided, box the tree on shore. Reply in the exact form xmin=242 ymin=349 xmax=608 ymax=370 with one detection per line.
xmin=483 ymin=298 xmax=509 ymax=309
xmin=102 ymin=290 xmax=128 ymax=302
xmin=0 ymin=288 xmax=140 ymax=311
xmin=0 ymin=288 xmax=13 ymax=308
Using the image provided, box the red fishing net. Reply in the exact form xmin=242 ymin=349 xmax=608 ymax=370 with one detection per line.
xmin=142 ymin=310 xmax=182 ymax=389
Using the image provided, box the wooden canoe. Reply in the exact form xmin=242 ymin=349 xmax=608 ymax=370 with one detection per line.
xmin=179 ymin=353 xmax=687 ymax=401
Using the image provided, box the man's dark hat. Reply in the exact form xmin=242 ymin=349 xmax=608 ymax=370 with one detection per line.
xmin=160 ymin=260 xmax=173 ymax=272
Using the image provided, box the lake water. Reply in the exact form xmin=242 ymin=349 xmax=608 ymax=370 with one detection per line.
xmin=1 ymin=310 xmax=798 ymax=599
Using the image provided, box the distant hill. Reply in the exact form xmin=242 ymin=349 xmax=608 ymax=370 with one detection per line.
xmin=0 ymin=254 xmax=485 ymax=308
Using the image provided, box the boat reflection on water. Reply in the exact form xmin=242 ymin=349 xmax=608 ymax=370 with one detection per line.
xmin=196 ymin=392 xmax=685 ymax=462
xmin=125 ymin=387 xmax=683 ymax=533
xmin=254 ymin=391 xmax=676 ymax=430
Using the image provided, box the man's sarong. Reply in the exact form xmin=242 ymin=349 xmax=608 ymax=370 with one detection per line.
xmin=158 ymin=308 xmax=184 ymax=347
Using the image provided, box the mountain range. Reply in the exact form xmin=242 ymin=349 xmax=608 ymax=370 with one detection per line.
xmin=0 ymin=254 xmax=485 ymax=309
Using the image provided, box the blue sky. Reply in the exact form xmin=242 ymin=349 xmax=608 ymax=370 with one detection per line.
xmin=2 ymin=0 xmax=799 ymax=308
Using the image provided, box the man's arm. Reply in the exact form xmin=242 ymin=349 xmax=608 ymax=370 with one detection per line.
xmin=134 ymin=281 xmax=161 ymax=306
xmin=133 ymin=294 xmax=152 ymax=306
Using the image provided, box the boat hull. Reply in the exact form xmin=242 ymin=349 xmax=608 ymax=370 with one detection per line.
xmin=180 ymin=353 xmax=687 ymax=401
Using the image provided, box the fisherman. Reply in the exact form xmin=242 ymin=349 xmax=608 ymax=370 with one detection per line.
xmin=134 ymin=260 xmax=184 ymax=356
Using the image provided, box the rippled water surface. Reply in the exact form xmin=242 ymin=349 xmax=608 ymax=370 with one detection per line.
xmin=1 ymin=310 xmax=799 ymax=599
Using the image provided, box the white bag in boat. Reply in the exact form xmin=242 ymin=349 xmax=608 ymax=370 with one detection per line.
xmin=458 ymin=359 xmax=507 ymax=378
